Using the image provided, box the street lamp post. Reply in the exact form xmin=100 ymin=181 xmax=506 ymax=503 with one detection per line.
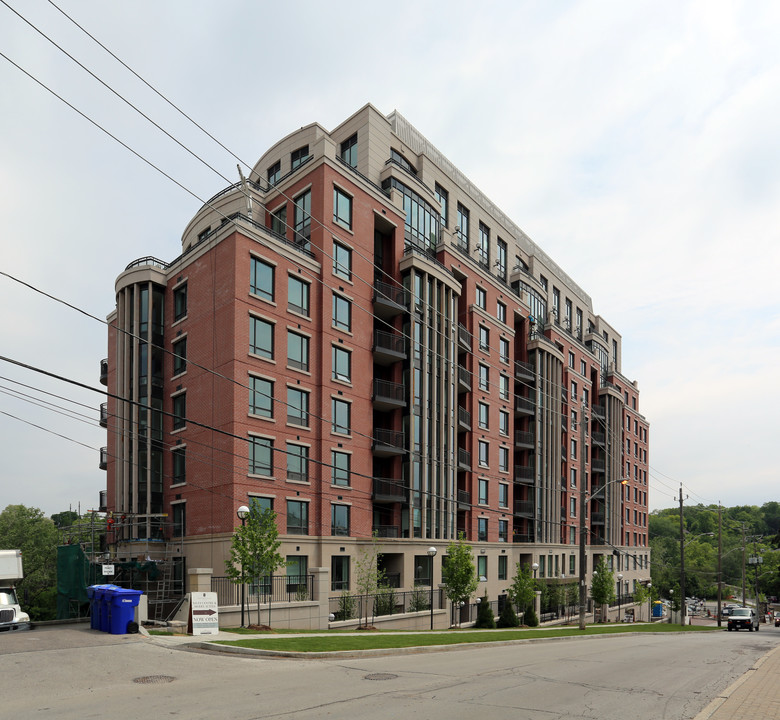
xmin=532 ymin=562 xmax=539 ymax=579
xmin=236 ymin=505 xmax=249 ymax=628
xmin=617 ymin=573 xmax=623 ymax=622
xmin=646 ymin=582 xmax=652 ymax=622
xmin=427 ymin=546 xmax=437 ymax=630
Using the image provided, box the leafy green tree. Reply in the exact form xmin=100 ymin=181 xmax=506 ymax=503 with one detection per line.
xmin=591 ymin=557 xmax=615 ymax=619
xmin=354 ymin=532 xmax=385 ymax=627
xmin=442 ymin=534 xmax=478 ymax=627
xmin=497 ymin=598 xmax=520 ymax=627
xmin=0 ymin=505 xmax=58 ymax=620
xmin=224 ymin=506 xmax=285 ymax=627
xmin=474 ymin=592 xmax=495 ymax=628
xmin=506 ymin=562 xmax=536 ymax=621
xmin=633 ymin=583 xmax=650 ymax=621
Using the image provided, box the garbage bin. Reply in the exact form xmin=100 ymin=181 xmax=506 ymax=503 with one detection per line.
xmin=97 ymin=585 xmax=122 ymax=632
xmin=108 ymin=588 xmax=143 ymax=635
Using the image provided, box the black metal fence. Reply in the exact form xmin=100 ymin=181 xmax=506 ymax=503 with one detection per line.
xmin=211 ymin=575 xmax=314 ymax=606
xmin=329 ymin=586 xmax=444 ymax=622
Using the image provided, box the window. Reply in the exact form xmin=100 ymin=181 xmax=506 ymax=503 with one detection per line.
xmin=478 ymin=440 xmax=489 ymax=467
xmin=478 ymin=401 xmax=489 ymax=429
xmin=172 ymin=503 xmax=185 ymax=538
xmin=331 ymin=555 xmax=350 ymax=591
xmin=250 ymin=316 xmax=274 ymax=359
xmin=287 ymin=443 xmax=308 ymax=482
xmin=288 ymin=276 xmax=309 ymax=316
xmin=287 ymin=500 xmax=308 ymax=535
xmin=331 ymin=450 xmax=350 ymax=486
xmin=565 ymin=299 xmax=572 ymax=330
xmin=499 ymin=446 xmax=509 ymax=473
xmin=331 ymin=505 xmax=350 ymax=536
xmin=333 ymin=294 xmax=352 ymax=331
xmin=291 ymin=145 xmax=309 ymax=170
xmin=496 ymin=239 xmax=507 ymax=280
xmin=332 ymin=346 xmax=351 ymax=382
xmin=479 ymin=325 xmax=489 ymax=351
xmin=498 ymin=555 xmax=508 ymax=580
xmin=271 ymin=205 xmax=287 ymax=237
xmin=172 ymin=336 xmax=186 ymax=376
xmin=478 ymin=364 xmax=489 ymax=391
xmin=250 ymin=258 xmax=274 ymax=302
xmin=499 ymin=519 xmax=508 ymax=543
xmin=293 ymin=190 xmax=311 ymax=248
xmin=478 ymin=222 xmax=490 ymax=267
xmin=172 ymin=447 xmax=186 ymax=485
xmin=540 ymin=275 xmax=548 ymax=292
xmin=340 ymin=133 xmax=357 ymax=167
xmin=435 ymin=183 xmax=448 ymax=226
xmin=570 ymin=467 xmax=577 ymax=488
xmin=553 ymin=287 xmax=560 ymax=322
xmin=333 ymin=242 xmax=352 ymax=280
xmin=570 ymin=497 xmax=577 ymax=517
xmin=499 ymin=374 xmax=509 ymax=400
xmin=571 ymin=381 xmax=577 ymax=401
xmin=287 ymin=387 xmax=309 ymax=427
xmin=499 ymin=337 xmax=509 ymax=363
xmin=287 ymin=331 xmax=309 ymax=371
xmin=580 ymin=359 xmax=587 ymax=376
xmin=267 ymin=160 xmax=280 ymax=186
xmin=250 ymin=496 xmax=273 ymax=513
xmin=249 ymin=436 xmax=273 ymax=476
xmin=498 ymin=483 xmax=508 ymax=508
xmin=497 ymin=301 xmax=506 ymax=324
xmin=539 ymin=557 xmax=545 ymax=578
xmin=499 ymin=409 xmax=509 ymax=436
xmin=287 ymin=555 xmax=308 ymax=585
xmin=568 ymin=351 xmax=575 ymax=369
xmin=456 ymin=203 xmax=469 ymax=248
xmin=576 ymin=308 xmax=583 ymax=339
xmin=332 ymin=398 xmax=351 ymax=435
xmin=475 ymin=286 xmax=486 ymax=309
xmin=173 ymin=284 xmax=187 ymax=321
xmin=172 ymin=392 xmax=186 ymax=430
xmin=582 ymin=388 xmax=589 ymax=406
xmin=478 ymin=478 xmax=488 ymax=505
xmin=333 ymin=187 xmax=352 ymax=229
xmin=570 ymin=555 xmax=576 ymax=574
xmin=477 ymin=518 xmax=488 ymax=543
xmin=249 ymin=376 xmax=273 ymax=418
xmin=477 ymin=555 xmax=488 ymax=581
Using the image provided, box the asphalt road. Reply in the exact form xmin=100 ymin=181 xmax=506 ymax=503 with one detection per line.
xmin=2 ymin=623 xmax=777 ymax=719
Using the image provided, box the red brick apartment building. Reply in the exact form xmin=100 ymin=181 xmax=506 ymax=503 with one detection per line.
xmin=102 ymin=103 xmax=650 ymax=609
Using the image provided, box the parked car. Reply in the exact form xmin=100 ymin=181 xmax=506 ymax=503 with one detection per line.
xmin=775 ymin=615 xmax=780 ymax=628
xmin=727 ymin=607 xmax=758 ymax=632
xmin=721 ymin=606 xmax=733 ymax=619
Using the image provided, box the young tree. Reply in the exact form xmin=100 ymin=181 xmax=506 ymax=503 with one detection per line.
xmin=354 ymin=532 xmax=385 ymax=628
xmin=224 ymin=505 xmax=285 ymax=627
xmin=591 ymin=557 xmax=615 ymax=621
xmin=506 ymin=562 xmax=536 ymax=623
xmin=442 ymin=534 xmax=478 ymax=627
xmin=474 ymin=591 xmax=495 ymax=628
xmin=633 ymin=582 xmax=650 ymax=621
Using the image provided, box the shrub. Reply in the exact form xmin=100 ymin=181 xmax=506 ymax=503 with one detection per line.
xmin=334 ymin=591 xmax=356 ymax=621
xmin=497 ymin=600 xmax=520 ymax=628
xmin=374 ymin=586 xmax=397 ymax=617
xmin=474 ymin=592 xmax=496 ymax=628
xmin=409 ymin=586 xmax=430 ymax=612
xmin=524 ymin=608 xmax=539 ymax=627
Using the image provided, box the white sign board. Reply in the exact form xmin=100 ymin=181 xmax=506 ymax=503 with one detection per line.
xmin=102 ymin=564 xmax=115 ymax=576
xmin=191 ymin=592 xmax=219 ymax=635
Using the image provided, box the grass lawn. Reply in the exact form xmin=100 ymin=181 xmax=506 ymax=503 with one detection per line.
xmin=213 ymin=623 xmax=718 ymax=653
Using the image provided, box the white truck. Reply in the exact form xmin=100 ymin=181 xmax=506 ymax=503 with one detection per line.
xmin=0 ymin=550 xmax=31 ymax=632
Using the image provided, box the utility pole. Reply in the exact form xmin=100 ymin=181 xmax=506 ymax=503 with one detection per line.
xmin=741 ymin=524 xmax=746 ymax=607
xmin=679 ymin=485 xmax=686 ymax=626
xmin=717 ymin=503 xmax=722 ymax=627
xmin=578 ymin=413 xmax=588 ymax=630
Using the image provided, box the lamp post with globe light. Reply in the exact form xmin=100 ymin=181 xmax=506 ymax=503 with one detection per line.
xmin=427 ymin=547 xmax=437 ymax=629
xmin=236 ymin=505 xmax=249 ymax=628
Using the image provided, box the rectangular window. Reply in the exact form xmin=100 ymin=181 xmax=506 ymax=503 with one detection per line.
xmin=576 ymin=308 xmax=583 ymax=339
xmin=250 ymin=316 xmax=274 ymax=359
xmin=497 ymin=239 xmax=507 ymax=280
xmin=333 ymin=187 xmax=353 ymax=229
xmin=479 ymin=325 xmax=489 ymax=351
xmin=172 ymin=392 xmax=186 ymax=430
xmin=435 ymin=183 xmax=448 ymax=227
xmin=571 ymin=438 xmax=577 ymax=459
xmin=478 ymin=401 xmax=489 ymax=429
xmin=172 ymin=447 xmax=186 ymax=485
xmin=570 ymin=555 xmax=576 ymax=574
xmin=479 ymin=364 xmax=489 ymax=391
xmin=553 ymin=287 xmax=560 ymax=322
xmin=271 ymin=205 xmax=287 ymax=237
xmin=477 ymin=555 xmax=488 ymax=580
xmin=332 ymin=294 xmax=352 ymax=331
xmin=478 ymin=440 xmax=489 ymax=467
xmin=172 ymin=336 xmax=187 ymax=376
xmin=499 ymin=337 xmax=509 ymax=363
xmin=331 ymin=555 xmax=350 ymax=591
xmin=332 ymin=346 xmax=351 ymax=382
xmin=540 ymin=275 xmax=548 ymax=292
xmin=498 ymin=483 xmax=508 ymax=508
xmin=580 ymin=359 xmax=587 ymax=376
xmin=570 ymin=497 xmax=577 ymax=517
xmin=287 ymin=331 xmax=309 ymax=372
xmin=291 ymin=145 xmax=309 ymax=170
xmin=288 ymin=276 xmax=309 ymax=316
xmin=499 ymin=446 xmax=509 ymax=473
xmin=499 ymin=409 xmax=509 ymax=436
xmin=456 ymin=203 xmax=469 ymax=248
xmin=333 ymin=242 xmax=352 ymax=280
xmin=478 ymin=478 xmax=488 ymax=505
xmin=475 ymin=286 xmax=486 ymax=309
xmin=478 ymin=518 xmax=488 ymax=543
xmin=340 ymin=133 xmax=357 ymax=167
xmin=478 ymin=222 xmax=490 ymax=267
xmin=331 ymin=398 xmax=351 ymax=435
xmin=499 ymin=519 xmax=508 ymax=543
xmin=267 ymin=161 xmax=280 ymax=186
xmin=499 ymin=374 xmax=509 ymax=400
xmin=287 ymin=555 xmax=308 ymax=585
xmin=173 ymin=284 xmax=187 ymax=321
xmin=287 ymin=500 xmax=308 ymax=535
xmin=249 ymin=436 xmax=273 ymax=476
xmin=497 ymin=301 xmax=506 ymax=324
xmin=498 ymin=555 xmax=507 ymax=580
xmin=571 ymin=381 xmax=577 ymax=401
xmin=565 ymin=299 xmax=572 ymax=330
xmin=568 ymin=351 xmax=575 ymax=369
xmin=250 ymin=257 xmax=274 ymax=302
xmin=172 ymin=503 xmax=185 ymax=538
xmin=331 ymin=450 xmax=350 ymax=486
xmin=287 ymin=387 xmax=309 ymax=427
xmin=570 ymin=467 xmax=577 ymax=488
xmin=250 ymin=496 xmax=273 ymax=513
xmin=293 ymin=190 xmax=311 ymax=248
xmin=249 ymin=376 xmax=273 ymax=418
xmin=331 ymin=505 xmax=350 ymax=536
xmin=287 ymin=443 xmax=308 ymax=482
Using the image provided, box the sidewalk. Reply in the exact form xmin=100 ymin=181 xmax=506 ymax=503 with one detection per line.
xmin=694 ymin=642 xmax=780 ymax=720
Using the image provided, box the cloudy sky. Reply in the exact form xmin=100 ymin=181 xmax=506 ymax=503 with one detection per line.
xmin=1 ymin=0 xmax=777 ymax=518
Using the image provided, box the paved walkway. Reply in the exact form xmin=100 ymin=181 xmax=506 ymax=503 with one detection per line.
xmin=694 ymin=641 xmax=780 ymax=720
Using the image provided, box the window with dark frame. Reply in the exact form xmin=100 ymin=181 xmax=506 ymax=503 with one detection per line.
xmin=291 ymin=145 xmax=309 ymax=170
xmin=250 ymin=257 xmax=274 ymax=302
xmin=249 ymin=376 xmax=273 ymax=418
xmin=249 ymin=436 xmax=273 ymax=476
xmin=172 ymin=336 xmax=186 ymax=376
xmin=173 ymin=284 xmax=187 ymax=321
xmin=340 ymin=133 xmax=357 ymax=167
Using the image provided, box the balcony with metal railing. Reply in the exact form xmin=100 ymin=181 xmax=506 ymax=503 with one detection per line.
xmin=373 ymin=330 xmax=407 ymax=365
xmin=457 ymin=448 xmax=471 ymax=471
xmin=515 ymin=359 xmax=534 ymax=381
xmin=592 ymin=431 xmax=606 ymax=447
xmin=592 ymin=404 xmax=606 ymax=420
xmin=515 ymin=395 xmax=535 ymax=416
xmin=372 ymin=379 xmax=406 ymax=411
xmin=99 ymin=447 xmax=108 ymax=470
xmin=458 ymin=322 xmax=472 ymax=351
xmin=457 ymin=406 xmax=471 ymax=432
xmin=373 ymin=279 xmax=408 ymax=318
xmin=514 ymin=464 xmax=534 ymax=484
xmin=372 ymin=429 xmax=405 ymax=457
xmin=457 ymin=365 xmax=471 ymax=393
xmin=514 ymin=500 xmax=534 ymax=517
xmin=100 ymin=358 xmax=108 ymax=386
xmin=99 ymin=402 xmax=108 ymax=428
xmin=372 ymin=525 xmax=400 ymax=538
xmin=372 ymin=478 xmax=407 ymax=502
xmin=592 ymin=458 xmax=606 ymax=472
xmin=514 ymin=430 xmax=534 ymax=448
xmin=457 ymin=489 xmax=471 ymax=509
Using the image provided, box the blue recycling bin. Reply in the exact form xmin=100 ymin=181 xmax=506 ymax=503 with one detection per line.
xmin=97 ymin=585 xmax=122 ymax=632
xmin=108 ymin=588 xmax=143 ymax=634
xmin=88 ymin=584 xmax=119 ymax=632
